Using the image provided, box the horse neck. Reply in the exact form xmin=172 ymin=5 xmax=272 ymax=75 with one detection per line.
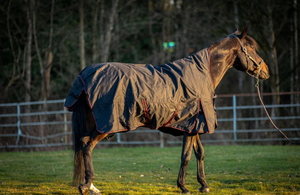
xmin=209 ymin=40 xmax=238 ymax=89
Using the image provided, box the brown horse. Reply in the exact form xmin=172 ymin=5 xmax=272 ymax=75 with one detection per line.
xmin=65 ymin=27 xmax=269 ymax=195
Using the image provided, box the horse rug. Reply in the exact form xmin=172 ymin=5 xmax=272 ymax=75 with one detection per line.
xmin=65 ymin=48 xmax=217 ymax=136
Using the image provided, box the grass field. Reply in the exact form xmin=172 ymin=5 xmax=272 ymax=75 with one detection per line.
xmin=0 ymin=145 xmax=299 ymax=195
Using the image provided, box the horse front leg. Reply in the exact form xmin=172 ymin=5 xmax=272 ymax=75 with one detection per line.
xmin=177 ymin=133 xmax=196 ymax=194
xmin=79 ymin=130 xmax=107 ymax=195
xmin=193 ymin=134 xmax=209 ymax=193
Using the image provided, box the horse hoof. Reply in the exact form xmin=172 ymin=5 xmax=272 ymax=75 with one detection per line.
xmin=78 ymin=184 xmax=89 ymax=195
xmin=199 ymin=187 xmax=210 ymax=193
xmin=90 ymin=183 xmax=101 ymax=195
xmin=90 ymin=192 xmax=101 ymax=195
xmin=181 ymin=189 xmax=191 ymax=194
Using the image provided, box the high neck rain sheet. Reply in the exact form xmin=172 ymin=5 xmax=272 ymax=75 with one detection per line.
xmin=65 ymin=48 xmax=217 ymax=136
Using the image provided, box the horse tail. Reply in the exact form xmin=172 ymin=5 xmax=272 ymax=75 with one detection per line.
xmin=72 ymin=94 xmax=87 ymax=186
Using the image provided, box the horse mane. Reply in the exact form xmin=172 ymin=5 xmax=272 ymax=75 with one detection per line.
xmin=209 ymin=32 xmax=259 ymax=52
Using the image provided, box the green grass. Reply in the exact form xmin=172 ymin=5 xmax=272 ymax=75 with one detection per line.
xmin=0 ymin=145 xmax=299 ymax=194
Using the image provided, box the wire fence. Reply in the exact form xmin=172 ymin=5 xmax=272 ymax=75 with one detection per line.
xmin=1 ymin=92 xmax=300 ymax=150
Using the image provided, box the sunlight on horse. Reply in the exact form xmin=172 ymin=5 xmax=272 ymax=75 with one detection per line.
xmin=65 ymin=27 xmax=269 ymax=195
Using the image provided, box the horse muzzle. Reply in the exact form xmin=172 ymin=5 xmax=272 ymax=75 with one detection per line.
xmin=257 ymin=61 xmax=270 ymax=80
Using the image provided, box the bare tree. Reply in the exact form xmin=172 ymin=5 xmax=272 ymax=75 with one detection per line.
xmin=92 ymin=0 xmax=100 ymax=64
xmin=266 ymin=0 xmax=280 ymax=116
xmin=79 ymin=0 xmax=86 ymax=70
xmin=148 ymin=0 xmax=161 ymax=65
xmin=290 ymin=12 xmax=294 ymax=108
xmin=25 ymin=0 xmax=33 ymax=111
xmin=4 ymin=0 xmax=23 ymax=97
xmin=293 ymin=0 xmax=299 ymax=114
xmin=100 ymin=0 xmax=119 ymax=62
xmin=33 ymin=0 xmax=55 ymax=102
xmin=43 ymin=0 xmax=54 ymax=101
xmin=31 ymin=0 xmax=55 ymax=141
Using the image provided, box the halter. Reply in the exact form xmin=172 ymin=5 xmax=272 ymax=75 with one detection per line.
xmin=233 ymin=35 xmax=299 ymax=144
xmin=232 ymin=35 xmax=264 ymax=84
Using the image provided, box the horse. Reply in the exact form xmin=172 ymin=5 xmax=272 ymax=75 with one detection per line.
xmin=65 ymin=27 xmax=270 ymax=195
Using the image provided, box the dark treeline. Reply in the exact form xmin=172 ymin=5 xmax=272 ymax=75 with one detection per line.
xmin=0 ymin=0 xmax=299 ymax=105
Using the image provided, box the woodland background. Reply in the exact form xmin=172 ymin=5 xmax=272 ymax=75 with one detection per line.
xmin=0 ymin=0 xmax=299 ymax=105
xmin=0 ymin=0 xmax=300 ymax=149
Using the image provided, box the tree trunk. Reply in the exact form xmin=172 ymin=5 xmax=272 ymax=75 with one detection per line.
xmin=290 ymin=14 xmax=294 ymax=113
xmin=148 ymin=0 xmax=159 ymax=65
xmin=42 ymin=52 xmax=53 ymax=99
xmin=99 ymin=0 xmax=104 ymax=60
xmin=182 ymin=4 xmax=190 ymax=58
xmin=79 ymin=0 xmax=86 ymax=70
xmin=4 ymin=0 xmax=22 ymax=99
xmin=114 ymin=10 xmax=120 ymax=62
xmin=32 ymin=0 xmax=54 ymax=142
xmin=92 ymin=0 xmax=100 ymax=64
xmin=25 ymin=0 xmax=33 ymax=109
xmin=162 ymin=1 xmax=171 ymax=63
xmin=32 ymin=0 xmax=43 ymax=88
xmin=293 ymin=0 xmax=299 ymax=114
xmin=267 ymin=0 xmax=280 ymax=117
xmin=234 ymin=2 xmax=243 ymax=132
xmin=100 ymin=0 xmax=119 ymax=62
xmin=40 ymin=0 xmax=54 ymax=101
xmin=233 ymin=2 xmax=239 ymax=29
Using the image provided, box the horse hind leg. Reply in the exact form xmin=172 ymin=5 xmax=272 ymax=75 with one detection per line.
xmin=78 ymin=130 xmax=107 ymax=195
xmin=193 ymin=134 xmax=209 ymax=193
xmin=177 ymin=133 xmax=196 ymax=194
xmin=72 ymin=95 xmax=106 ymax=194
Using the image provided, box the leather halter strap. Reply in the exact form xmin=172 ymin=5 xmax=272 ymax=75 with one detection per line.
xmin=232 ymin=35 xmax=263 ymax=80
xmin=233 ymin=35 xmax=300 ymax=144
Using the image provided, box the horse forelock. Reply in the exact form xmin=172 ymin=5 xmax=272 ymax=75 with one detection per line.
xmin=244 ymin=35 xmax=259 ymax=52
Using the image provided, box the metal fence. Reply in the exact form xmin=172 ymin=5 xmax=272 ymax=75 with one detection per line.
xmin=1 ymin=92 xmax=300 ymax=149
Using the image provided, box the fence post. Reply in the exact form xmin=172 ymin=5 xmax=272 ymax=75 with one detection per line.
xmin=117 ymin=133 xmax=121 ymax=143
xmin=16 ymin=104 xmax=21 ymax=145
xmin=160 ymin=132 xmax=164 ymax=148
xmin=233 ymin=95 xmax=237 ymax=141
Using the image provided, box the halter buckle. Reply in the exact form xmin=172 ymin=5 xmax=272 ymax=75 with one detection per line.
xmin=255 ymin=79 xmax=260 ymax=87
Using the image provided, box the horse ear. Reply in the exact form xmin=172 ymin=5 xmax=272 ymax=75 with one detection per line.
xmin=241 ymin=27 xmax=248 ymax=39
xmin=233 ymin=28 xmax=238 ymax=33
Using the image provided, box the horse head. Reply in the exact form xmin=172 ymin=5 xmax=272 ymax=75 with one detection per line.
xmin=209 ymin=27 xmax=270 ymax=88
xmin=232 ymin=27 xmax=270 ymax=80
